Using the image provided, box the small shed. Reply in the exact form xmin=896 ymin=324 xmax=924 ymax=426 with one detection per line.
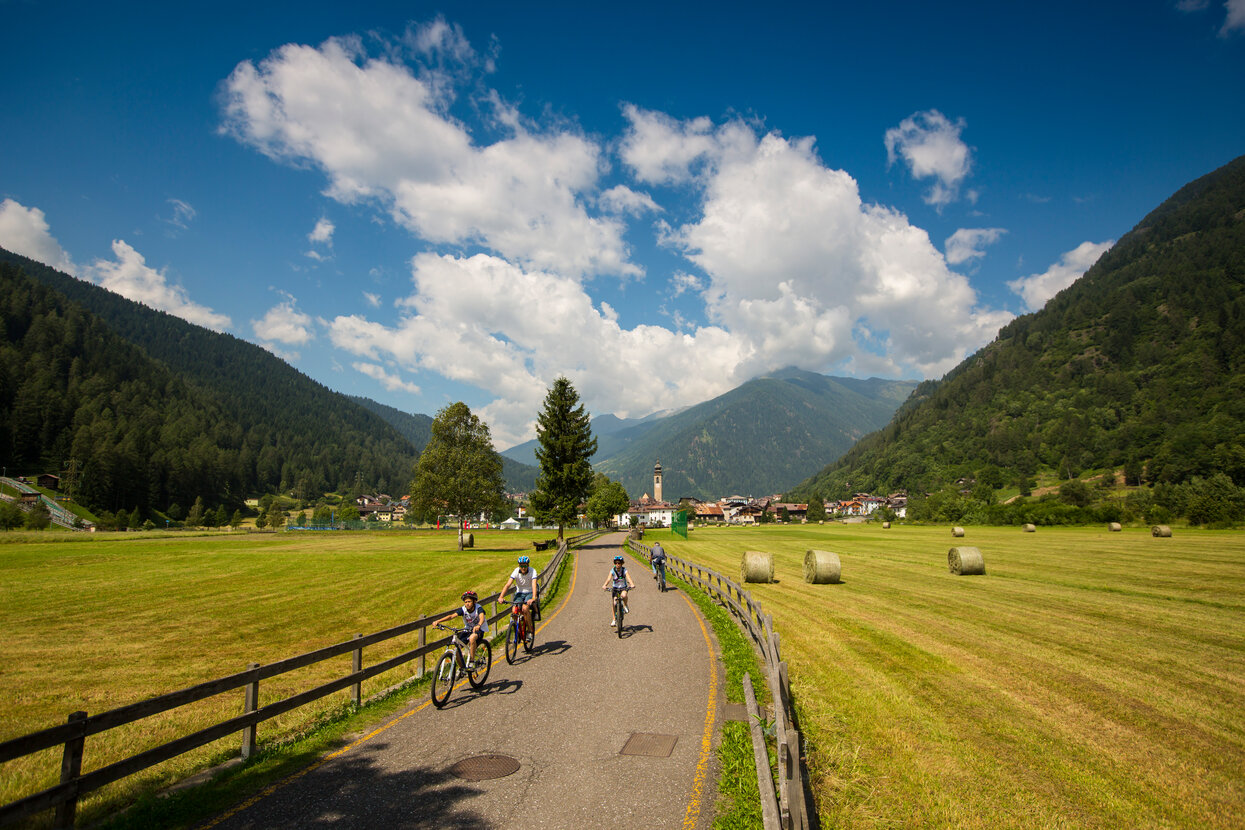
xmin=500 ymin=517 xmax=522 ymax=530
xmin=37 ymin=473 xmax=60 ymax=490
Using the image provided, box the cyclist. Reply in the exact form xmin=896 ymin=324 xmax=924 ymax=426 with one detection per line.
xmin=601 ymin=554 xmax=635 ymax=626
xmin=499 ymin=555 xmax=539 ymax=634
xmin=434 ymin=591 xmax=489 ymax=670
xmin=649 ymin=541 xmax=667 ymax=584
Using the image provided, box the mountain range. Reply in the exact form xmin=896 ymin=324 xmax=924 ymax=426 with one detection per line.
xmin=503 ymin=369 xmax=916 ymax=500
xmin=788 ymin=153 xmax=1245 ymax=502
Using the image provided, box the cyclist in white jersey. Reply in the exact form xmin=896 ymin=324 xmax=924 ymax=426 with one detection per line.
xmin=499 ymin=556 xmax=539 ymax=634
xmin=434 ymin=591 xmax=489 ymax=670
xmin=601 ymin=554 xmax=634 ymax=626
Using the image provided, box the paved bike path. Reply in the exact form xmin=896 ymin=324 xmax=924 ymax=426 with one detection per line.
xmin=201 ymin=533 xmax=723 ymax=829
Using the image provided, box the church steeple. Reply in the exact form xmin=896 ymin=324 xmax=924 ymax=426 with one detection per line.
xmin=654 ymin=459 xmax=663 ymax=504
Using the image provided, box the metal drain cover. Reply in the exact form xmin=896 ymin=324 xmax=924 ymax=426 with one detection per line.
xmin=620 ymin=732 xmax=678 ymax=757
xmin=449 ymin=754 xmax=520 ymax=781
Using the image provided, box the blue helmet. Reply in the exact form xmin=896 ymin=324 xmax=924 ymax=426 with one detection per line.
xmin=517 ymin=556 xmax=530 ymax=565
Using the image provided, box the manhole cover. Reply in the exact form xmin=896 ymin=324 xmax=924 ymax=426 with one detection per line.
xmin=620 ymin=732 xmax=678 ymax=757
xmin=449 ymin=754 xmax=520 ymax=781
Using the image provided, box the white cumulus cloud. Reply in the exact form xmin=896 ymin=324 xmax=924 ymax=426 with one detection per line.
xmin=353 ymin=361 xmax=421 ymax=394
xmin=252 ymin=297 xmax=314 ymax=345
xmin=308 ymin=217 xmax=335 ymax=244
xmin=885 ymin=110 xmax=973 ymax=209
xmin=945 ymin=227 xmax=1007 ymax=265
xmin=0 ymin=199 xmax=78 ymax=274
xmin=1007 ymin=240 xmax=1115 ymax=312
xmin=1223 ymin=0 xmax=1245 ymax=34
xmin=88 ymin=240 xmax=232 ymax=331
xmin=220 ymin=27 xmax=636 ymax=278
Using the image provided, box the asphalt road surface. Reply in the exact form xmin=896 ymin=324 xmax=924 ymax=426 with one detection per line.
xmin=199 ymin=532 xmax=726 ymax=830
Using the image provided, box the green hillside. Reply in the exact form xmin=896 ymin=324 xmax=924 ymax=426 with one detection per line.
xmin=789 ymin=154 xmax=1245 ymax=519
xmin=594 ymin=368 xmax=917 ymax=499
xmin=0 ymin=250 xmax=418 ymax=515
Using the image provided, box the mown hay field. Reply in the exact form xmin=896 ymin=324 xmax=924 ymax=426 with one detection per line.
xmin=658 ymin=523 xmax=1245 ymax=829
xmin=0 ymin=529 xmax=554 ymax=822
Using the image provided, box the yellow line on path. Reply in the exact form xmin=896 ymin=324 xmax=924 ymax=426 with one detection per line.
xmin=198 ymin=549 xmax=580 ymax=829
xmin=678 ymin=581 xmax=718 ymax=828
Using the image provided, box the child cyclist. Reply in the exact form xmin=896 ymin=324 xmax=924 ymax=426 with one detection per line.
xmin=601 ymin=554 xmax=635 ymax=626
xmin=499 ymin=555 xmax=539 ymax=634
xmin=434 ymin=591 xmax=489 ymax=670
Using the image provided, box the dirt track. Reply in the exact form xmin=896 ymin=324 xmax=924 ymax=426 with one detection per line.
xmin=198 ymin=532 xmax=725 ymax=829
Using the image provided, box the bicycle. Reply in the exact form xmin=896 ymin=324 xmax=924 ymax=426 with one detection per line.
xmin=611 ymin=587 xmax=627 ymax=637
xmin=652 ymin=557 xmax=667 ymax=593
xmin=430 ymin=623 xmax=492 ymax=708
xmin=504 ymin=599 xmax=536 ymax=664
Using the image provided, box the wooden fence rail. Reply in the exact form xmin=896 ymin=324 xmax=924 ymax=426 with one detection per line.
xmin=0 ymin=535 xmax=593 ymax=829
xmin=628 ymin=539 xmax=811 ymax=830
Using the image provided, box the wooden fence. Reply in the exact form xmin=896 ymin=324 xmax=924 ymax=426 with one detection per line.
xmin=628 ymin=540 xmax=811 ymax=830
xmin=0 ymin=533 xmax=597 ymax=828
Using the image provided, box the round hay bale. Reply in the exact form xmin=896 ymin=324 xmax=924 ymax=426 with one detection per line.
xmin=951 ymin=527 xmax=965 ymax=537
xmin=463 ymin=532 xmax=474 ymax=548
xmin=1022 ymin=523 xmax=1036 ymax=533
xmin=1152 ymin=525 xmax=1172 ymax=538
xmin=948 ymin=546 xmax=985 ymax=576
xmin=740 ymin=550 xmax=774 ymax=584
xmin=882 ymin=521 xmax=891 ymax=529
xmin=804 ymin=549 xmax=841 ymax=584
xmin=1108 ymin=522 xmax=1122 ymax=532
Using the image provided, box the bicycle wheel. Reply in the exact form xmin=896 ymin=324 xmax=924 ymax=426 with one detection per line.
xmin=658 ymin=567 xmax=666 ymax=592
xmin=505 ymin=620 xmax=518 ymax=664
xmin=615 ymin=596 xmax=624 ymax=637
xmin=468 ymin=641 xmax=492 ymax=688
xmin=430 ymin=652 xmax=455 ymax=708
xmin=523 ymin=616 xmax=535 ymax=652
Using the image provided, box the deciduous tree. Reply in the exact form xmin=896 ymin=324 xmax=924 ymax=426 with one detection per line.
xmin=410 ymin=402 xmax=506 ymax=550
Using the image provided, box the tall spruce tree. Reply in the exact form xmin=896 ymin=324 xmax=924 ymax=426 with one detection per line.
xmin=410 ymin=402 xmax=505 ymax=550
xmin=530 ymin=377 xmax=598 ymax=540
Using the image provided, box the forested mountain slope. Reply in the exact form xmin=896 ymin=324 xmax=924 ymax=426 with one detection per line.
xmin=789 ymin=154 xmax=1245 ymax=501
xmin=593 ymin=368 xmax=917 ymax=499
xmin=0 ymin=250 xmax=417 ymax=513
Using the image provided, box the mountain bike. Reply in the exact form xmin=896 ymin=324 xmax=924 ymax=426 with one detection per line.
xmin=430 ymin=623 xmax=492 ymax=708
xmin=653 ymin=558 xmax=667 ymax=593
xmin=611 ymin=587 xmax=627 ymax=637
xmin=504 ymin=600 xmax=536 ymax=664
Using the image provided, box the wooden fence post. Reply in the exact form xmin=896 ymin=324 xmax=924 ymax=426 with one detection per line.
xmin=351 ymin=634 xmax=363 ymax=707
xmin=417 ymin=624 xmax=427 ymax=678
xmin=241 ymin=663 xmax=259 ymax=759
xmin=52 ymin=710 xmax=87 ymax=830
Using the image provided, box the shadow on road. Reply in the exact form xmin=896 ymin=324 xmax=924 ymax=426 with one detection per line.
xmin=528 ymin=639 xmax=571 ymax=658
xmin=619 ymin=623 xmax=653 ymax=639
xmin=436 ymin=677 xmax=524 ymax=711
xmin=205 ymin=750 xmax=492 ymax=830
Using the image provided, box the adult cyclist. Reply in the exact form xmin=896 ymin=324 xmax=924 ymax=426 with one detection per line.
xmin=434 ymin=591 xmax=489 ymax=670
xmin=649 ymin=541 xmax=667 ymax=586
xmin=499 ymin=555 xmax=539 ymax=634
xmin=601 ymin=554 xmax=634 ymax=626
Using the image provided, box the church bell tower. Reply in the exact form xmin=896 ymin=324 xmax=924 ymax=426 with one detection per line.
xmin=654 ymin=460 xmax=663 ymax=504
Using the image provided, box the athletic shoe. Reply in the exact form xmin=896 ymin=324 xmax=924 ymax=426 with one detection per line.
xmin=610 ymin=619 xmax=616 ymax=626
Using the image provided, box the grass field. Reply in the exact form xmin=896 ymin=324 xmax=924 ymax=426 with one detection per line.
xmin=652 ymin=523 xmax=1245 ymax=829
xmin=0 ymin=529 xmax=557 ymax=823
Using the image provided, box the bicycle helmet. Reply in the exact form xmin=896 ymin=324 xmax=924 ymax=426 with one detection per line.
xmin=461 ymin=590 xmax=478 ymax=602
xmin=517 ymin=556 xmax=530 ymax=565
xmin=613 ymin=555 xmax=625 ymax=563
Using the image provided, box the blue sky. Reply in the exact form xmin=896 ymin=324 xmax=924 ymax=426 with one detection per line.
xmin=2 ymin=0 xmax=1242 ymax=447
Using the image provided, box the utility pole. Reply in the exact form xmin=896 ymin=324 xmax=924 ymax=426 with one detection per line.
xmin=62 ymin=458 xmax=79 ymax=502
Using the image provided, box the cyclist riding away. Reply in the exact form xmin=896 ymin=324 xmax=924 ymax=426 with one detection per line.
xmin=499 ymin=555 xmax=539 ymax=634
xmin=649 ymin=541 xmax=666 ymax=583
xmin=601 ymin=555 xmax=635 ymax=626
xmin=434 ymin=591 xmax=489 ymax=670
